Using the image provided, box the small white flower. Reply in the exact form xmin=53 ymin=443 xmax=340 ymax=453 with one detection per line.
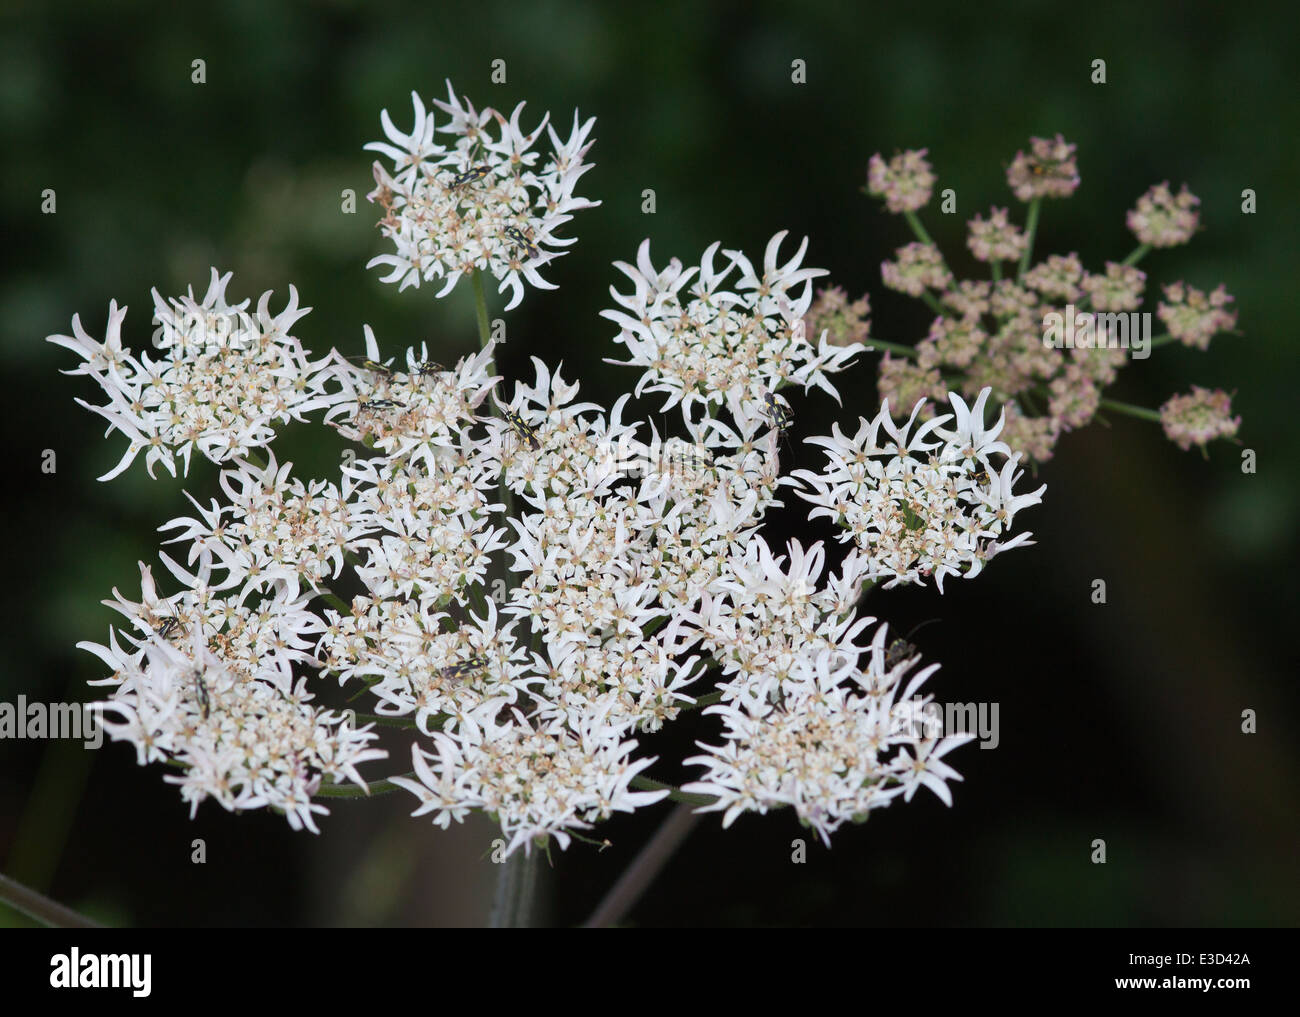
xmin=365 ymin=82 xmax=599 ymax=310
xmin=47 ymin=269 xmax=341 ymax=479
xmin=794 ymin=387 xmax=1045 ymax=591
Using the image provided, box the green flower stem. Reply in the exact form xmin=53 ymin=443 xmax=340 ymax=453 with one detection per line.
xmin=868 ymin=339 xmax=920 ymax=359
xmin=1098 ymin=398 xmax=1163 ymax=423
xmin=688 ymin=691 xmax=724 ymax=710
xmin=630 ymin=776 xmax=717 ymax=808
xmin=471 ymin=269 xmax=518 ymax=525
xmin=991 ymin=261 xmax=1002 ymax=283
xmin=1016 ymin=198 xmax=1042 ymax=281
xmin=471 ymin=269 xmax=493 ymax=350
xmin=352 ymin=713 xmax=418 ymax=729
xmin=315 ymin=773 xmax=413 ymax=799
xmin=315 ymin=588 xmax=353 ymax=615
xmin=919 ymin=291 xmax=947 ymax=317
xmin=1120 ymin=243 xmax=1152 ymax=267
xmin=903 ymin=209 xmax=937 ymax=248
xmin=1149 ymin=332 xmax=1177 ymax=349
xmin=0 ymin=871 xmax=101 ymax=929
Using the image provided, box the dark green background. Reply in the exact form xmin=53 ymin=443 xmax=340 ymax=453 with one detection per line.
xmin=2 ymin=0 xmax=1296 ymax=926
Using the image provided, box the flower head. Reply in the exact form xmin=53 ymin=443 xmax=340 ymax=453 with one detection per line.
xmin=967 ymin=207 xmax=1028 ymax=263
xmin=866 ymin=149 xmax=936 ymax=213
xmin=1080 ymin=261 xmax=1147 ymax=312
xmin=794 ymin=389 xmax=1044 ymax=592
xmin=47 ymin=270 xmax=338 ymax=480
xmin=1160 ymin=387 xmax=1240 ymax=452
xmin=1023 ymin=253 xmax=1085 ymax=303
xmin=1127 ymin=182 xmax=1200 ymax=247
xmin=602 ymin=232 xmax=862 ymax=426
xmin=881 ymin=242 xmax=951 ymax=297
xmin=803 ymin=285 xmax=871 ymax=349
xmin=1157 ymin=282 xmax=1237 ymax=350
xmin=1006 ymin=134 xmax=1080 ymax=201
xmin=366 ymin=83 xmax=599 ymax=310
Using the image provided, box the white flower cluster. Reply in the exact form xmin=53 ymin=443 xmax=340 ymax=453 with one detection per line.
xmin=794 ymin=390 xmax=1046 ymax=591
xmin=51 ymin=122 xmax=1046 ymax=854
xmin=366 ymin=82 xmax=598 ymax=310
xmin=684 ymin=624 xmax=972 ymax=845
xmin=601 ymin=232 xmax=864 ymax=429
xmin=47 ymin=269 xmax=339 ymax=480
xmin=83 ymin=559 xmax=384 ymax=832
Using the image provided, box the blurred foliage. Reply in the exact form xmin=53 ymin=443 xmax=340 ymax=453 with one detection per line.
xmin=1 ymin=0 xmax=1296 ymax=926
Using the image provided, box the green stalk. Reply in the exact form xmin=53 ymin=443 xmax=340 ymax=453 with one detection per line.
xmin=1098 ymin=398 xmax=1163 ymax=423
xmin=1016 ymin=198 xmax=1042 ymax=281
xmin=1120 ymin=243 xmax=1152 ymax=267
xmin=630 ymin=776 xmax=717 ymax=808
xmin=868 ymin=339 xmax=920 ymax=359
xmin=471 ymin=270 xmax=493 ymax=352
xmin=903 ymin=209 xmax=937 ymax=247
xmin=315 ymin=774 xmax=413 ymax=798
xmin=490 ymin=845 xmax=542 ymax=928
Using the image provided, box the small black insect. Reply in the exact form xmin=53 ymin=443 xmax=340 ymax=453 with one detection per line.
xmin=503 ymin=225 xmax=540 ymax=261
xmin=156 ymin=613 xmax=181 ymax=641
xmin=358 ymin=398 xmax=406 ymax=412
xmin=191 ymin=668 xmax=211 ymax=720
xmin=439 ymin=655 xmax=488 ymax=681
xmin=450 ymin=165 xmax=491 ymax=187
xmin=504 ymin=409 xmax=541 ymax=451
xmin=763 ymin=390 xmax=792 ymax=432
xmin=884 ymin=619 xmax=941 ymax=671
xmin=343 ymin=355 xmax=393 ymax=376
xmin=412 ymin=360 xmax=446 ymax=378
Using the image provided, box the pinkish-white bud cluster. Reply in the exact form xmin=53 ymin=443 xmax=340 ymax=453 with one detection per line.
xmin=1006 ymin=134 xmax=1080 ymax=202
xmin=856 ymin=137 xmax=1241 ymax=462
xmin=1160 ymin=387 xmax=1241 ymax=452
xmin=866 ymin=149 xmax=936 ymax=213
xmin=1127 ymin=182 xmax=1200 ymax=247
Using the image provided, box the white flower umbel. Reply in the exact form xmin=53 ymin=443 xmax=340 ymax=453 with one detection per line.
xmin=684 ymin=625 xmax=973 ymax=846
xmin=323 ymin=327 xmax=498 ymax=464
xmin=601 ymin=232 xmax=866 ymax=427
xmin=82 ymin=559 xmax=384 ymax=832
xmin=366 ymin=83 xmax=599 ymax=310
xmin=46 ymin=269 xmax=341 ymax=480
xmin=392 ymin=705 xmax=668 ymax=857
xmin=793 ymin=388 xmax=1046 ymax=591
xmin=159 ymin=451 xmax=352 ymax=602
